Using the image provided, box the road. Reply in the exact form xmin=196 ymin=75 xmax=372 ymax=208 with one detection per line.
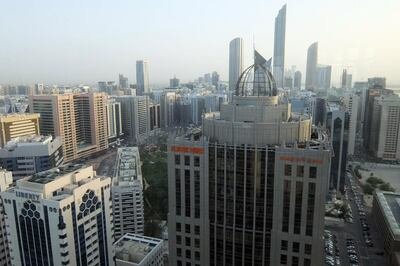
xmin=326 ymin=170 xmax=389 ymax=266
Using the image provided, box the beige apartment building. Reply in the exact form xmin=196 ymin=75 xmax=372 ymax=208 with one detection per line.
xmin=29 ymin=92 xmax=108 ymax=162
xmin=0 ymin=113 xmax=40 ymax=147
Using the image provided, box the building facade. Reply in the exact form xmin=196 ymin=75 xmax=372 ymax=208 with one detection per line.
xmin=29 ymin=92 xmax=109 ymax=162
xmin=229 ymin=37 xmax=244 ymax=91
xmin=305 ymin=42 xmax=318 ymax=91
xmin=273 ymin=4 xmax=287 ymax=88
xmin=115 ymin=96 xmax=157 ymax=145
xmin=1 ymin=164 xmax=114 ymax=266
xmin=112 ymin=147 xmax=144 ymax=239
xmin=106 ymin=98 xmax=124 ymax=146
xmin=0 ymin=135 xmax=63 ymax=180
xmin=168 ymin=63 xmax=331 ymax=266
xmin=0 ymin=169 xmax=12 ymax=266
xmin=369 ymin=95 xmax=400 ymax=161
xmin=136 ymin=60 xmax=150 ymax=95
xmin=0 ymin=113 xmax=40 ymax=148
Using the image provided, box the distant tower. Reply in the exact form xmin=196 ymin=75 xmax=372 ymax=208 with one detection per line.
xmin=305 ymin=42 xmax=318 ymax=91
xmin=170 ymin=76 xmax=180 ymax=88
xmin=229 ymin=37 xmax=243 ymax=91
xmin=294 ymin=71 xmax=302 ymax=89
xmin=273 ymin=4 xmax=287 ymax=88
xmin=136 ymin=60 xmax=150 ymax=95
xmin=119 ymin=74 xmax=129 ymax=89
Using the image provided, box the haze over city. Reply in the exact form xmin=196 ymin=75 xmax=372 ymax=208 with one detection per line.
xmin=1 ymin=0 xmax=399 ymax=86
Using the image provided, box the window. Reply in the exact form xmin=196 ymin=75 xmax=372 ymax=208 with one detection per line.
xmin=195 ymin=251 xmax=200 ymax=261
xmin=176 ymin=235 xmax=182 ymax=245
xmin=185 ymin=224 xmax=191 ymax=234
xmin=281 ymin=240 xmax=288 ymax=251
xmin=304 ymin=258 xmax=311 ymax=266
xmin=292 ymin=256 xmax=299 ymax=266
xmin=177 ymin=261 xmax=182 ymax=266
xmin=292 ymin=242 xmax=299 ymax=253
xmin=175 ymin=155 xmax=180 ymax=165
xmin=176 ymin=223 xmax=181 ymax=232
xmin=184 ymin=156 xmax=190 ymax=166
xmin=296 ymin=165 xmax=304 ymax=177
xmin=304 ymin=244 xmax=312 ymax=255
xmin=309 ymin=166 xmax=317 ymax=179
xmin=284 ymin=164 xmax=292 ymax=176
xmin=195 ymin=225 xmax=200 ymax=235
xmin=195 ymin=238 xmax=200 ymax=248
xmin=177 ymin=248 xmax=182 ymax=257
xmin=185 ymin=237 xmax=191 ymax=247
xmin=194 ymin=156 xmax=200 ymax=167
xmin=280 ymin=254 xmax=287 ymax=265
xmin=186 ymin=250 xmax=191 ymax=259
xmin=282 ymin=180 xmax=291 ymax=232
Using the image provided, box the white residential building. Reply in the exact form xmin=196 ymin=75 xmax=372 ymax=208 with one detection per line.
xmin=343 ymin=94 xmax=360 ymax=156
xmin=1 ymin=164 xmax=114 ymax=266
xmin=112 ymin=147 xmax=144 ymax=239
xmin=114 ymin=233 xmax=164 ymax=266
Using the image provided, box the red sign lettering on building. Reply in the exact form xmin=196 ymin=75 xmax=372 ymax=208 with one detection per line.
xmin=170 ymin=146 xmax=204 ymax=155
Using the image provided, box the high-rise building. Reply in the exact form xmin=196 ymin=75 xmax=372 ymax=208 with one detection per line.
xmin=136 ymin=60 xmax=150 ymax=95
xmin=0 ymin=113 xmax=40 ymax=147
xmin=114 ymin=233 xmax=164 ymax=266
xmin=0 ymin=135 xmax=63 ymax=180
xmin=34 ymin=84 xmax=44 ymax=95
xmin=211 ymin=71 xmax=219 ymax=87
xmin=369 ymin=95 xmax=400 ymax=160
xmin=229 ymin=37 xmax=244 ymax=91
xmin=106 ymin=98 xmax=124 ymax=146
xmin=273 ymin=4 xmax=287 ymax=88
xmin=168 ymin=61 xmax=331 ymax=266
xmin=368 ymin=77 xmax=386 ymax=90
xmin=170 ymin=77 xmax=180 ymax=88
xmin=294 ymin=71 xmax=302 ymax=89
xmin=325 ymin=102 xmax=349 ymax=192
xmin=119 ymin=74 xmax=129 ymax=90
xmin=312 ymin=97 xmax=326 ymax=126
xmin=316 ymin=64 xmax=332 ymax=89
xmin=1 ymin=164 xmax=114 ymax=266
xmin=204 ymin=73 xmax=211 ymax=84
xmin=160 ymin=90 xmax=178 ymax=129
xmin=29 ymin=93 xmax=109 ymax=162
xmin=343 ymin=94 xmax=360 ymax=156
xmin=112 ymin=147 xmax=144 ymax=239
xmin=341 ymin=69 xmax=353 ymax=89
xmin=363 ymin=83 xmax=392 ymax=150
xmin=0 ymin=169 xmax=12 ymax=266
xmin=115 ymin=96 xmax=156 ymax=144
xmin=305 ymin=42 xmax=318 ymax=91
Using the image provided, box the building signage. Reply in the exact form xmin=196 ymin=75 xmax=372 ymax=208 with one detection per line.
xmin=279 ymin=156 xmax=323 ymax=165
xmin=16 ymin=191 xmax=41 ymax=201
xmin=170 ymin=146 xmax=204 ymax=155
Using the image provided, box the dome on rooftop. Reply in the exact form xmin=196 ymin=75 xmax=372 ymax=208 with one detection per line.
xmin=235 ymin=50 xmax=277 ymax=97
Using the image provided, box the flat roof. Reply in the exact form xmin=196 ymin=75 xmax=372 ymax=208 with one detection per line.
xmin=115 ymin=147 xmax=142 ymax=184
xmin=376 ymin=191 xmax=400 ymax=239
xmin=27 ymin=164 xmax=86 ymax=184
xmin=114 ymin=233 xmax=162 ymax=264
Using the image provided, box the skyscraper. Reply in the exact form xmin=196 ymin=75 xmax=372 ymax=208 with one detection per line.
xmin=119 ymin=74 xmax=129 ymax=90
xmin=273 ymin=4 xmax=287 ymax=88
xmin=115 ymin=96 xmax=156 ymax=144
xmin=325 ymin=102 xmax=349 ymax=192
xmin=305 ymin=42 xmax=318 ymax=91
xmin=29 ymin=93 xmax=109 ymax=162
xmin=106 ymin=98 xmax=124 ymax=146
xmin=229 ymin=37 xmax=243 ymax=91
xmin=168 ymin=61 xmax=331 ymax=266
xmin=341 ymin=69 xmax=352 ymax=89
xmin=211 ymin=71 xmax=220 ymax=87
xmin=0 ymin=169 xmax=12 ymax=266
xmin=112 ymin=147 xmax=144 ymax=239
xmin=316 ymin=64 xmax=332 ymax=89
xmin=136 ymin=60 xmax=150 ymax=95
xmin=294 ymin=71 xmax=302 ymax=89
xmin=1 ymin=164 xmax=114 ymax=266
xmin=170 ymin=76 xmax=180 ymax=88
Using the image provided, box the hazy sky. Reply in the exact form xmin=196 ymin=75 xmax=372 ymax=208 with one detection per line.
xmin=0 ymin=0 xmax=399 ymax=86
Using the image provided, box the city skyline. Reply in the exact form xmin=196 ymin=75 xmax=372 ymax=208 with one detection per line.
xmin=0 ymin=0 xmax=399 ymax=86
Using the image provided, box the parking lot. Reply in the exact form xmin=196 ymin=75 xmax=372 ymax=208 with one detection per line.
xmin=325 ymin=168 xmax=389 ymax=266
